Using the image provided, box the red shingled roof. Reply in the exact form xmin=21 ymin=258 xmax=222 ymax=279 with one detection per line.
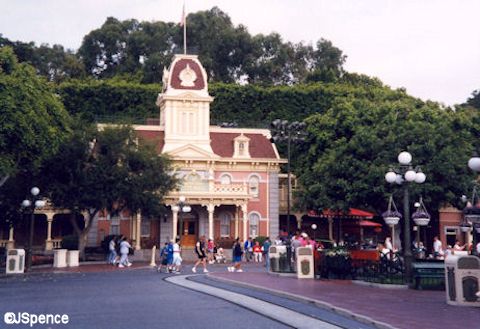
xmin=136 ymin=130 xmax=164 ymax=153
xmin=210 ymin=132 xmax=277 ymax=159
xmin=135 ymin=129 xmax=277 ymax=159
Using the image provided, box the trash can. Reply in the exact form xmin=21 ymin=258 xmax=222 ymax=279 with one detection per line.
xmin=296 ymin=247 xmax=314 ymax=279
xmin=6 ymin=249 xmax=25 ymax=274
xmin=53 ymin=249 xmax=68 ymax=268
xmin=67 ymin=250 xmax=79 ymax=267
xmin=269 ymin=245 xmax=281 ymax=272
xmin=445 ymin=255 xmax=480 ymax=307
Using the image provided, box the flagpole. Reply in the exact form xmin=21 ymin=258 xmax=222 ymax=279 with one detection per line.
xmin=183 ymin=3 xmax=187 ymax=55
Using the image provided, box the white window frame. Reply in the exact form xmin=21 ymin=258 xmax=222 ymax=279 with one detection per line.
xmin=248 ymin=174 xmax=260 ymax=197
xmin=248 ymin=212 xmax=261 ymax=238
xmin=220 ymin=173 xmax=233 ymax=185
xmin=219 ymin=212 xmax=232 ymax=237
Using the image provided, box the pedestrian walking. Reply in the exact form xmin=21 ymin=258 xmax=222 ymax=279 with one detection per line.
xmin=228 ymin=238 xmax=244 ymax=272
xmin=262 ymin=237 xmax=271 ymax=270
xmin=207 ymin=238 xmax=215 ymax=264
xmin=244 ymin=237 xmax=253 ymax=262
xmin=166 ymin=240 xmax=174 ymax=272
xmin=157 ymin=242 xmax=169 ymax=273
xmin=108 ymin=236 xmax=118 ymax=265
xmin=118 ymin=237 xmax=132 ymax=268
xmin=172 ymin=238 xmax=182 ymax=274
xmin=192 ymin=235 xmax=208 ymax=273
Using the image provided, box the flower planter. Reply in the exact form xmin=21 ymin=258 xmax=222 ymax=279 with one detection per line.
xmin=384 ymin=216 xmax=400 ymax=226
xmin=413 ymin=217 xmax=430 ymax=226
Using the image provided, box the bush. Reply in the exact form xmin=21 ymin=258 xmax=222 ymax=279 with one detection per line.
xmin=253 ymin=236 xmax=268 ymax=245
xmin=61 ymin=235 xmax=79 ymax=250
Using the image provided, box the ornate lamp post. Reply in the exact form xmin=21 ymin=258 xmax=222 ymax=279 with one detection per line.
xmin=171 ymin=196 xmax=191 ymax=241
xmin=462 ymin=156 xmax=480 ymax=255
xmin=21 ymin=187 xmax=46 ymax=271
xmin=270 ymin=119 xmax=307 ymax=235
xmin=385 ymin=151 xmax=426 ymax=282
xmin=271 ymin=119 xmax=306 ymax=272
xmin=311 ymin=223 xmax=317 ymax=241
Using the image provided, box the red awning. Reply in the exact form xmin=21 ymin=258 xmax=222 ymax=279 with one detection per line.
xmin=307 ymin=208 xmax=375 ymax=219
xmin=359 ymin=220 xmax=382 ymax=227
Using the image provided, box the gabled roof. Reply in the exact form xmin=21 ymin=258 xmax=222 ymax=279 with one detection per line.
xmin=135 ymin=127 xmax=279 ymax=160
xmin=210 ymin=132 xmax=277 ymax=159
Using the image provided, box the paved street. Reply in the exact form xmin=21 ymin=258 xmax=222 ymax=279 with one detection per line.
xmin=1 ymin=268 xmax=292 ymax=329
xmin=0 ymin=263 xmax=374 ymax=329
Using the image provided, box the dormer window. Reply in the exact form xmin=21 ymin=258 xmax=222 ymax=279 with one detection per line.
xmin=233 ymin=133 xmax=250 ymax=158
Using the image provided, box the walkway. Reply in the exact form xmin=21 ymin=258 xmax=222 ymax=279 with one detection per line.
xmin=209 ymin=271 xmax=479 ymax=329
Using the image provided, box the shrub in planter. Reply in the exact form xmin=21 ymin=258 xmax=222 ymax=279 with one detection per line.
xmin=61 ymin=235 xmax=79 ymax=250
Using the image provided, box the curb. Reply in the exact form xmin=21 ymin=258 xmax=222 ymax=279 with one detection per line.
xmin=207 ymin=273 xmax=398 ymax=329
xmin=352 ymin=280 xmax=409 ymax=290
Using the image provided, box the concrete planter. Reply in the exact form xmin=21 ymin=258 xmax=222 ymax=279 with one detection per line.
xmin=67 ymin=250 xmax=79 ymax=267
xmin=53 ymin=249 xmax=67 ymax=268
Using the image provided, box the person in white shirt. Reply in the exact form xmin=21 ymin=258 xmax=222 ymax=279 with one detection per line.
xmin=384 ymin=237 xmax=393 ymax=252
xmin=172 ymin=238 xmax=182 ymax=274
xmin=118 ymin=237 xmax=132 ymax=268
xmin=476 ymin=241 xmax=480 ymax=255
xmin=433 ymin=236 xmax=443 ymax=259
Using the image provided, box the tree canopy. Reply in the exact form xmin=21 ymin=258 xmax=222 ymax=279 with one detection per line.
xmin=39 ymin=122 xmax=176 ymax=256
xmin=0 ymin=46 xmax=71 ymax=182
xmin=294 ymin=89 xmax=478 ymax=219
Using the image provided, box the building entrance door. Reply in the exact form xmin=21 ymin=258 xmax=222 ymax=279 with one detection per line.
xmin=180 ymin=219 xmax=198 ymax=247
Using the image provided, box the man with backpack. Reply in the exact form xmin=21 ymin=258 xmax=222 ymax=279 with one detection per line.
xmin=192 ymin=235 xmax=208 ymax=273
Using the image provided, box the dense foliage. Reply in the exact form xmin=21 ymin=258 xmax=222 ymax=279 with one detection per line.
xmin=294 ymin=92 xmax=479 ymax=219
xmin=0 ymin=47 xmax=71 ymax=179
xmin=39 ymin=123 xmax=176 ymax=257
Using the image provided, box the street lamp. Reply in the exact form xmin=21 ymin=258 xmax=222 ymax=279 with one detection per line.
xmin=172 ymin=196 xmax=191 ymax=241
xmin=270 ymin=119 xmax=307 ymax=235
xmin=311 ymin=223 xmax=317 ymax=241
xmin=385 ymin=151 xmax=426 ymax=282
xmin=462 ymin=156 xmax=480 ymax=255
xmin=21 ymin=187 xmax=46 ymax=271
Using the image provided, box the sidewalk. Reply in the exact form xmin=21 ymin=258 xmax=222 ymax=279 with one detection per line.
xmin=209 ymin=271 xmax=479 ymax=329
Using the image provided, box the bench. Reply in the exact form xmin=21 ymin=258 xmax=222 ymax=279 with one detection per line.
xmin=412 ymin=262 xmax=445 ymax=290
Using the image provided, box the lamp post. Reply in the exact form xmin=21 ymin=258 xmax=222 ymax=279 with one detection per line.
xmin=311 ymin=223 xmax=317 ymax=241
xmin=172 ymin=196 xmax=191 ymax=241
xmin=21 ymin=187 xmax=46 ymax=271
xmin=385 ymin=151 xmax=426 ymax=282
xmin=463 ymin=156 xmax=480 ymax=255
xmin=270 ymin=119 xmax=306 ymax=235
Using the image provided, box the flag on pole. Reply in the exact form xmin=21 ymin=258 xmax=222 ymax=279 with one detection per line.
xmin=180 ymin=3 xmax=185 ymax=26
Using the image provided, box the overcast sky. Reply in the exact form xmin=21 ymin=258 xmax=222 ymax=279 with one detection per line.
xmin=1 ymin=0 xmax=479 ymax=105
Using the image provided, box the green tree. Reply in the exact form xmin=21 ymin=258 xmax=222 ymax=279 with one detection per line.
xmin=0 ymin=46 xmax=71 ymax=185
xmin=295 ymin=89 xmax=476 ymax=220
xmin=40 ymin=122 xmax=176 ymax=258
xmin=464 ymin=89 xmax=480 ymax=110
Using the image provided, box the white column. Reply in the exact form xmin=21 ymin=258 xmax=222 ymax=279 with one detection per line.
xmin=172 ymin=207 xmax=179 ymax=241
xmin=241 ymin=204 xmax=248 ymax=241
xmin=207 ymin=204 xmax=215 ymax=240
xmin=45 ymin=214 xmax=54 ymax=251
xmin=135 ymin=212 xmax=142 ymax=250
xmin=7 ymin=226 xmax=14 ymax=249
xmin=234 ymin=206 xmax=239 ymax=239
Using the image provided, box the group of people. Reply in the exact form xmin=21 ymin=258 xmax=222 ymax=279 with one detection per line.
xmin=107 ymin=236 xmax=133 ymax=268
xmin=157 ymin=238 xmax=183 ymax=274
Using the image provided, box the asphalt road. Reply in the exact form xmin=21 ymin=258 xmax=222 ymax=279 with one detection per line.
xmin=0 ymin=268 xmax=377 ymax=329
xmin=1 ymin=269 xmax=291 ymax=329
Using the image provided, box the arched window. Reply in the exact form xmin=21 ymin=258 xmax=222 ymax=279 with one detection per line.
xmin=248 ymin=175 xmax=260 ymax=197
xmin=220 ymin=173 xmax=232 ymax=185
xmin=249 ymin=213 xmax=260 ymax=238
xmin=220 ymin=212 xmax=232 ymax=237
